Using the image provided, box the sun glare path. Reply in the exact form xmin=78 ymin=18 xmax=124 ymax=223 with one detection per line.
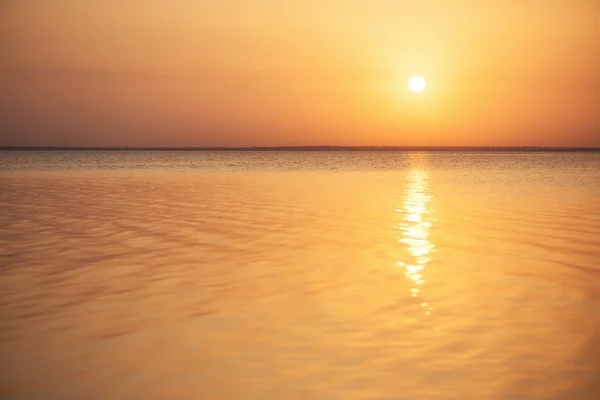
xmin=396 ymin=160 xmax=436 ymax=326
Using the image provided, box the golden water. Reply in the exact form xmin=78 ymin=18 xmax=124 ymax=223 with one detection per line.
xmin=1 ymin=152 xmax=599 ymax=399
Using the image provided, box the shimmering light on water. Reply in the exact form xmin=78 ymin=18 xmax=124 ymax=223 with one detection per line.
xmin=1 ymin=151 xmax=600 ymax=399
xmin=396 ymin=157 xmax=436 ymax=326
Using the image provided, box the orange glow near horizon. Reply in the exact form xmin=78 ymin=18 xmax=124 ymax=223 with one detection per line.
xmin=0 ymin=0 xmax=598 ymax=147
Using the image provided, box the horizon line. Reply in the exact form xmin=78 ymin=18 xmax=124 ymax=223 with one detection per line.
xmin=1 ymin=146 xmax=599 ymax=152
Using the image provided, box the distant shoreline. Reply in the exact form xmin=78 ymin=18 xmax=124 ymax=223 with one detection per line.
xmin=1 ymin=146 xmax=599 ymax=152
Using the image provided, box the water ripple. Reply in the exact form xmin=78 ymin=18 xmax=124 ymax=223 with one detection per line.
xmin=1 ymin=152 xmax=599 ymax=399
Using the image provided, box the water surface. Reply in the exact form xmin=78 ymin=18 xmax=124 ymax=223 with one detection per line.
xmin=1 ymin=151 xmax=599 ymax=399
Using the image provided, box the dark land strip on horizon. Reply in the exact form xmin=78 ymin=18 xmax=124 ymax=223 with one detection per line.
xmin=1 ymin=146 xmax=599 ymax=152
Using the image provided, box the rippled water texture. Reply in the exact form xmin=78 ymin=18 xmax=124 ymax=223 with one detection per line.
xmin=1 ymin=151 xmax=600 ymax=399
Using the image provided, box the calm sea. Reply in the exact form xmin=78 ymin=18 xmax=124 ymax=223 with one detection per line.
xmin=1 ymin=151 xmax=599 ymax=399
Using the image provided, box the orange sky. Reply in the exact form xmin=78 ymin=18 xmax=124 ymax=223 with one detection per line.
xmin=1 ymin=0 xmax=599 ymax=147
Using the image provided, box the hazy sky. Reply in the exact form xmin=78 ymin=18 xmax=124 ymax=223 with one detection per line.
xmin=1 ymin=0 xmax=599 ymax=147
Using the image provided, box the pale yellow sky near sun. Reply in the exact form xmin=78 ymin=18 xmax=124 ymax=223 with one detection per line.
xmin=1 ymin=0 xmax=599 ymax=146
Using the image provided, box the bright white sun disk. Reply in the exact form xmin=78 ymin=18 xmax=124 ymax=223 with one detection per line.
xmin=409 ymin=76 xmax=426 ymax=93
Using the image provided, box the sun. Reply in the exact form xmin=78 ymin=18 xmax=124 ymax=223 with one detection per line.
xmin=408 ymin=76 xmax=426 ymax=93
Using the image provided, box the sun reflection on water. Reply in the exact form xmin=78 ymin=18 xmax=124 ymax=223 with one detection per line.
xmin=396 ymin=161 xmax=435 ymax=320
